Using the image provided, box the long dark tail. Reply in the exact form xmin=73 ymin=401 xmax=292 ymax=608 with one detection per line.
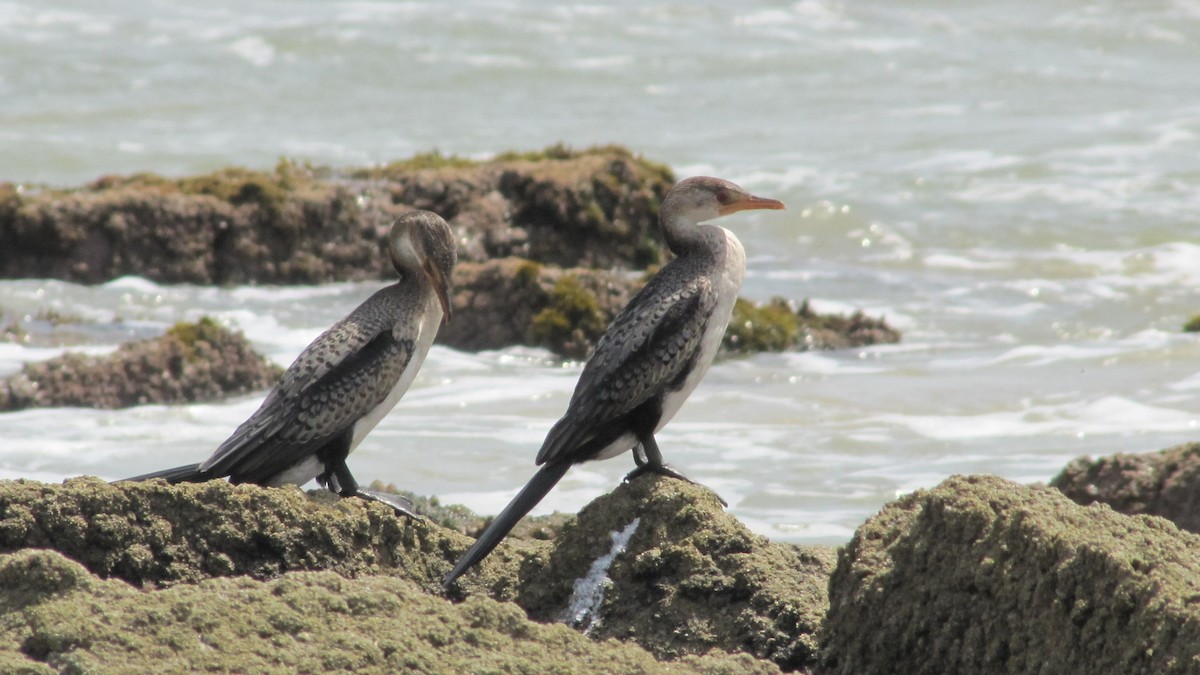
xmin=120 ymin=463 xmax=208 ymax=484
xmin=444 ymin=460 xmax=572 ymax=588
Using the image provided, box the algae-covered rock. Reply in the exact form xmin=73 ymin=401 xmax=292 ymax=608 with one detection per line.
xmin=0 ymin=479 xmax=786 ymax=673
xmin=724 ymin=298 xmax=899 ymax=354
xmin=0 ymin=317 xmax=282 ymax=411
xmin=441 ymin=257 xmax=635 ymax=358
xmin=822 ymin=474 xmax=1200 ymax=675
xmin=0 ymin=549 xmax=779 ymax=674
xmin=0 ymin=146 xmax=672 ymax=284
xmin=0 ymin=477 xmax=467 ymax=589
xmin=506 ymin=477 xmax=834 ymax=672
xmin=1051 ymin=442 xmax=1200 ymax=534
xmin=444 ymin=257 xmax=902 ymax=359
xmin=1184 ymin=315 xmax=1200 ymax=333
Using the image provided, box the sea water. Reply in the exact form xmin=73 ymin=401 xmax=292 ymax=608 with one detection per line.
xmin=1 ymin=0 xmax=1198 ymax=544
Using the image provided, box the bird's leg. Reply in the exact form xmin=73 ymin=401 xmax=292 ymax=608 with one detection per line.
xmin=331 ymin=461 xmax=418 ymax=518
xmin=632 ymin=442 xmax=650 ymax=468
xmin=624 ymin=434 xmax=693 ymax=482
xmin=623 ymin=435 xmax=727 ymax=507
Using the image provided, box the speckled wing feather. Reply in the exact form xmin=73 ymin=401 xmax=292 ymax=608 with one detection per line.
xmin=536 ymin=267 xmax=718 ymax=466
xmin=201 ymin=288 xmax=416 ymax=481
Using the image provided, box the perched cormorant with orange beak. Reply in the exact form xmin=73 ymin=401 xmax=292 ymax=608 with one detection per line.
xmin=444 ymin=176 xmax=784 ymax=585
xmin=125 ymin=210 xmax=456 ymax=516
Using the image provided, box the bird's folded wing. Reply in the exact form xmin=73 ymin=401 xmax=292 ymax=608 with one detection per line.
xmin=201 ymin=312 xmax=414 ymax=478
xmin=536 ymin=276 xmax=716 ymax=465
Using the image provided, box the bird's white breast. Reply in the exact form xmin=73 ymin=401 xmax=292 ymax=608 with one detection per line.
xmin=655 ymin=227 xmax=745 ymax=432
xmin=590 ymin=227 xmax=746 ymax=464
xmin=348 ymin=294 xmax=443 ymax=451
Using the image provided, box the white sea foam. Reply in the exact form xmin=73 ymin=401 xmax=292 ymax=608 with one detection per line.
xmin=3 ymin=0 xmax=1200 ymax=546
xmin=874 ymin=396 xmax=1197 ymax=441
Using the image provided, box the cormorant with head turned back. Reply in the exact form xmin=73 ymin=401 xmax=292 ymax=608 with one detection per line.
xmin=124 ymin=210 xmax=457 ymax=516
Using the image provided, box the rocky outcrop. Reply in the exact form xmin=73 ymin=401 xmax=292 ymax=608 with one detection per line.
xmin=0 ymin=549 xmax=778 ymax=675
xmin=1 ymin=147 xmax=901 ymax=361
xmin=0 ymin=283 xmax=899 ymax=411
xmin=0 ymin=318 xmax=281 ymax=411
xmin=7 ymin=462 xmax=1200 ymax=672
xmin=0 ymin=476 xmax=810 ymax=673
xmin=0 ymin=146 xmax=671 ymax=285
xmin=441 ymin=258 xmax=636 ymax=358
xmin=443 ymin=258 xmax=900 ymax=358
xmin=822 ymin=474 xmax=1200 ymax=675
xmin=511 ymin=477 xmax=834 ymax=672
xmin=1051 ymin=442 xmax=1200 ymax=534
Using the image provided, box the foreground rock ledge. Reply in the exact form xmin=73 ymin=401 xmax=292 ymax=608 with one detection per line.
xmin=0 ymin=477 xmax=812 ymax=673
xmin=0 ymin=550 xmax=777 ymax=675
xmin=822 ymin=474 xmax=1200 ymax=675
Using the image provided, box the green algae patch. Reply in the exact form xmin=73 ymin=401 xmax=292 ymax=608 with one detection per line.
xmin=724 ymin=298 xmax=899 ymax=354
xmin=0 ymin=549 xmax=777 ymax=674
xmin=511 ymin=476 xmax=834 ymax=672
xmin=530 ymin=274 xmax=608 ymax=359
xmin=724 ymin=298 xmax=801 ymax=353
xmin=822 ymin=474 xmax=1200 ymax=675
xmin=354 ymin=149 xmax=480 ymax=176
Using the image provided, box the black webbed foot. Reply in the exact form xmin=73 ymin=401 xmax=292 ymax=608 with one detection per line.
xmin=625 ymin=438 xmax=728 ymax=507
xmin=326 ymin=461 xmax=419 ymax=518
xmin=354 ymin=488 xmax=420 ymax=519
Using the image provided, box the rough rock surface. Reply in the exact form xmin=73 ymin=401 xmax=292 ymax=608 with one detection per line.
xmin=1051 ymin=442 xmax=1200 ymax=534
xmin=0 ymin=318 xmax=281 ymax=411
xmin=822 ymin=474 xmax=1200 ymax=675
xmin=0 ymin=476 xmax=821 ymax=672
xmin=0 ymin=276 xmax=900 ymax=411
xmin=442 ymin=258 xmax=900 ymax=359
xmin=0 ymin=146 xmax=672 ymax=284
xmin=441 ymin=257 xmax=636 ymax=358
xmin=511 ymin=477 xmax=834 ymax=672
xmin=0 ymin=549 xmax=778 ymax=675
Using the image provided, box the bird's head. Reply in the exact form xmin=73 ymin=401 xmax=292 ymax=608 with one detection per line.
xmin=388 ymin=211 xmax=457 ymax=323
xmin=660 ymin=176 xmax=785 ymax=226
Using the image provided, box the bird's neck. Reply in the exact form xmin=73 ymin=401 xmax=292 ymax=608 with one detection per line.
xmin=393 ymin=266 xmax=426 ymax=289
xmin=661 ymin=215 xmax=719 ymax=257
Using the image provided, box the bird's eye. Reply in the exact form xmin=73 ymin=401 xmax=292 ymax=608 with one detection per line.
xmin=716 ymin=189 xmax=733 ymax=204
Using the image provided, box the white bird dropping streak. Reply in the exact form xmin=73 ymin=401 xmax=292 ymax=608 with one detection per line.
xmin=559 ymin=517 xmax=641 ymax=633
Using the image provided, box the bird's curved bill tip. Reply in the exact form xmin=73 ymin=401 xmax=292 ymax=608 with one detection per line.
xmin=424 ymin=262 xmax=453 ymax=323
xmin=720 ymin=194 xmax=786 ymax=215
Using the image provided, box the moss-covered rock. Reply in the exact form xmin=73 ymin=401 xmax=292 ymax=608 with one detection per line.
xmin=440 ymin=257 xmax=635 ymax=357
xmin=724 ymin=298 xmax=899 ymax=354
xmin=0 ymin=477 xmax=797 ymax=672
xmin=0 ymin=477 xmax=448 ymax=589
xmin=506 ymin=477 xmax=834 ymax=672
xmin=0 ymin=145 xmax=672 ymax=284
xmin=1051 ymin=442 xmax=1200 ymax=534
xmin=0 ymin=549 xmax=777 ymax=674
xmin=822 ymin=474 xmax=1200 ymax=675
xmin=0 ymin=318 xmax=282 ymax=411
xmin=530 ymin=275 xmax=610 ymax=359
xmin=445 ymin=258 xmax=902 ymax=359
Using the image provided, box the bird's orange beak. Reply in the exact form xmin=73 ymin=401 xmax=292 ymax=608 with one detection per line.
xmin=719 ymin=193 xmax=786 ymax=216
xmin=424 ymin=260 xmax=453 ymax=324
